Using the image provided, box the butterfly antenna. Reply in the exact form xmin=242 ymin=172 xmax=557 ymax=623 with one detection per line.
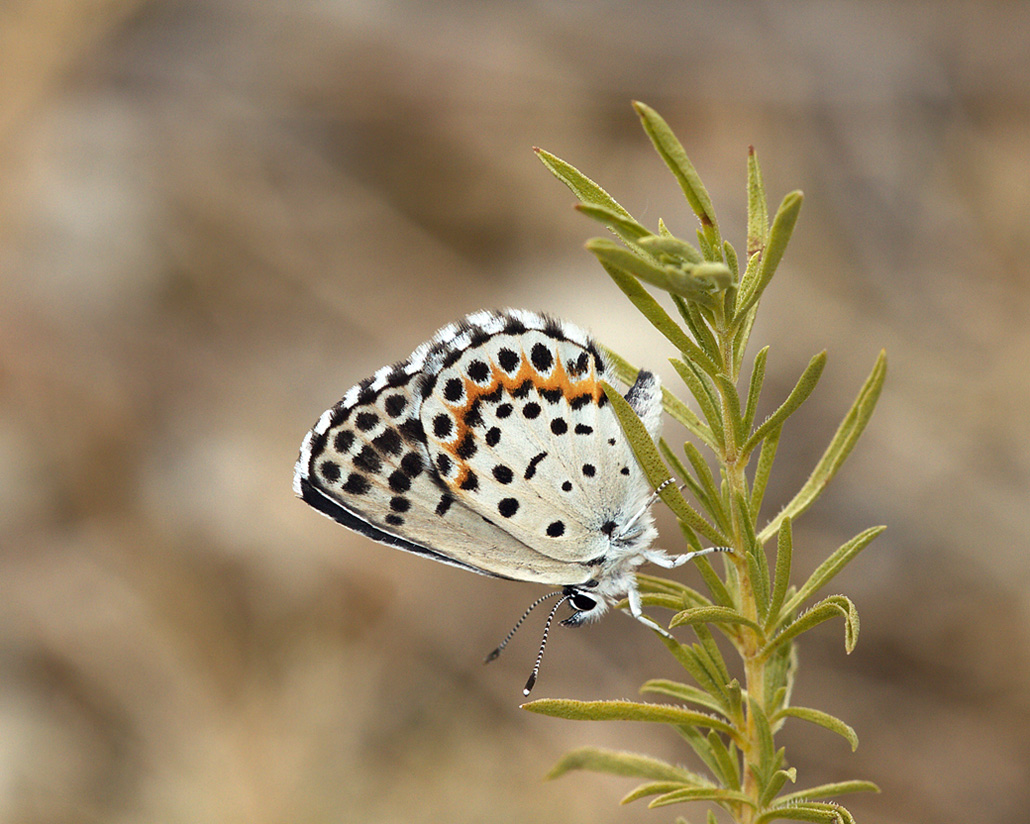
xmin=484 ymin=590 xmax=563 ymax=664
xmin=619 ymin=478 xmax=675 ymax=538
xmin=523 ymin=592 xmax=572 ymax=696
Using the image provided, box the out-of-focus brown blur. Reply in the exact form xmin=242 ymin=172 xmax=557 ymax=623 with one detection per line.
xmin=2 ymin=2 xmax=1027 ymax=823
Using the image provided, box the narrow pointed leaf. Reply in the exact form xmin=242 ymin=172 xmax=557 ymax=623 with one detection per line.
xmin=659 ymin=440 xmax=716 ymax=520
xmin=635 ymin=573 xmax=712 ymax=608
xmin=649 ymin=787 xmax=754 ymax=809
xmin=680 ymin=441 xmax=729 ymax=529
xmin=658 ymin=635 xmax=730 ymax=708
xmin=742 ymin=352 xmax=827 ymax=457
xmin=574 ymin=202 xmax=652 ymax=244
xmin=750 ymin=424 xmax=781 ymax=518
xmin=733 ymin=298 xmax=760 ymax=373
xmin=743 ymin=346 xmax=769 ymax=435
xmin=779 ymin=527 xmax=885 ymax=619
xmin=673 ymin=294 xmax=721 ymax=363
xmin=669 ymin=605 xmax=760 ymax=633
xmin=546 ymin=746 xmax=705 ymax=782
xmin=588 ymin=238 xmax=718 ymax=305
xmin=707 ymin=730 xmax=742 ymax=790
xmin=671 ymin=358 xmax=725 ymax=445
xmin=748 ymin=696 xmax=776 ymax=780
xmin=723 ymin=239 xmax=740 ymax=279
xmin=640 ymin=679 xmax=728 ymax=715
xmin=693 ymin=623 xmax=732 ymax=687
xmin=747 ymin=145 xmax=769 ymax=257
xmin=522 ymin=699 xmax=740 ymax=739
xmin=761 ymin=767 xmax=798 ymax=807
xmin=638 ymin=233 xmax=704 ymax=264
xmin=765 ymin=517 xmax=793 ymax=629
xmin=694 ymin=555 xmax=736 ymax=609
xmin=599 ymin=262 xmax=719 ymax=374
xmin=774 ymin=706 xmax=859 ymax=751
xmin=735 ymin=190 xmax=803 ymax=322
xmin=764 ymin=595 xmax=859 ymax=658
xmin=736 ymin=492 xmax=769 ymax=615
xmin=633 ymin=101 xmax=722 ymax=255
xmin=777 ymin=780 xmax=879 ymax=804
xmin=621 ymin=781 xmax=701 ymax=805
xmin=535 ymin=148 xmax=636 ymax=220
xmin=675 ymin=722 xmax=725 ymax=779
xmin=755 ymin=806 xmax=842 ymax=824
xmin=716 ymin=374 xmax=746 ymax=451
xmin=758 ymin=351 xmax=887 ymax=543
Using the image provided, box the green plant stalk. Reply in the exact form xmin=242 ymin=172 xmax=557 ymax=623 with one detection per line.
xmin=529 ymin=102 xmax=884 ymax=824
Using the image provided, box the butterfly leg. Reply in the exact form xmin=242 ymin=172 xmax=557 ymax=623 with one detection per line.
xmin=645 ymin=546 xmax=733 ymax=568
xmin=626 ymin=583 xmax=675 ymax=640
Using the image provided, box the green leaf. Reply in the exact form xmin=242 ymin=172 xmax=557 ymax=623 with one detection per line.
xmin=778 ymin=526 xmax=885 ymax=620
xmin=669 ymin=605 xmax=761 ymax=634
xmin=522 ymin=699 xmax=740 ymax=740
xmin=773 ymin=707 xmax=859 ymax=751
xmin=716 ymin=373 xmax=746 ymax=451
xmin=635 ymin=573 xmax=712 ymax=609
xmin=671 ymin=358 xmax=725 ymax=446
xmin=640 ymin=592 xmax=698 ymax=612
xmin=546 ymin=746 xmax=704 ymax=782
xmin=649 ymin=787 xmax=754 ymax=809
xmin=777 ymin=780 xmax=880 ymax=804
xmin=659 ymin=441 xmax=716 ymax=521
xmin=681 ymin=441 xmax=730 ymax=529
xmin=748 ymin=696 xmax=776 ymax=781
xmin=633 ymin=101 xmax=723 ymax=256
xmin=734 ymin=190 xmax=803 ymax=322
xmin=621 ymin=781 xmax=701 ymax=805
xmin=765 ymin=517 xmax=793 ymax=629
xmin=707 ymin=730 xmax=742 ymax=790
xmin=758 ymin=351 xmax=887 ymax=543
xmin=747 ymin=145 xmax=769 ymax=257
xmin=638 ymin=233 xmax=704 ymax=264
xmin=742 ymin=346 xmax=769 ymax=435
xmin=755 ymin=805 xmax=844 ymax=823
xmin=601 ymin=347 xmax=716 ymax=447
xmin=736 ymin=492 xmax=769 ymax=616
xmin=599 ymin=262 xmax=720 ymax=375
xmin=640 ymin=679 xmax=728 ymax=716
xmin=750 ymin=424 xmax=781 ymax=519
xmin=694 ymin=555 xmax=736 ymax=609
xmin=673 ymin=294 xmax=722 ymax=364
xmin=603 ymin=382 xmax=729 ymax=546
xmin=693 ymin=623 xmax=733 ymax=688
xmin=741 ymin=352 xmax=827 ymax=457
xmin=723 ymin=239 xmax=740 ymax=280
xmin=675 ymin=723 xmax=725 ymax=780
xmin=763 ymin=595 xmax=859 ymax=658
xmin=760 ymin=767 xmax=798 ymax=807
xmin=658 ymin=635 xmax=731 ymax=709
xmin=588 ymin=238 xmax=718 ymax=305
xmin=535 ymin=148 xmax=637 ymax=222
xmin=574 ymin=202 xmax=652 ymax=244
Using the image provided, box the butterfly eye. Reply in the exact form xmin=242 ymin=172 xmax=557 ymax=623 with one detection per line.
xmin=570 ymin=592 xmax=597 ymax=612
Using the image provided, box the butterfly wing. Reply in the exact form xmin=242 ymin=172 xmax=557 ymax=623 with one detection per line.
xmin=420 ymin=318 xmax=658 ymax=566
xmin=295 ymin=312 xmax=615 ymax=586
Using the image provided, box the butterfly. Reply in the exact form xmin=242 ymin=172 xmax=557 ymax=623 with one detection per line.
xmin=294 ymin=309 xmax=726 ymax=692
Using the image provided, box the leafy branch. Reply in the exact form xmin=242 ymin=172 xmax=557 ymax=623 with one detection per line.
xmin=524 ymin=101 xmax=885 ymax=824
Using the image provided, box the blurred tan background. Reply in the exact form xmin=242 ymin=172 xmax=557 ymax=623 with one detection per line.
xmin=1 ymin=2 xmax=1028 ymax=823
